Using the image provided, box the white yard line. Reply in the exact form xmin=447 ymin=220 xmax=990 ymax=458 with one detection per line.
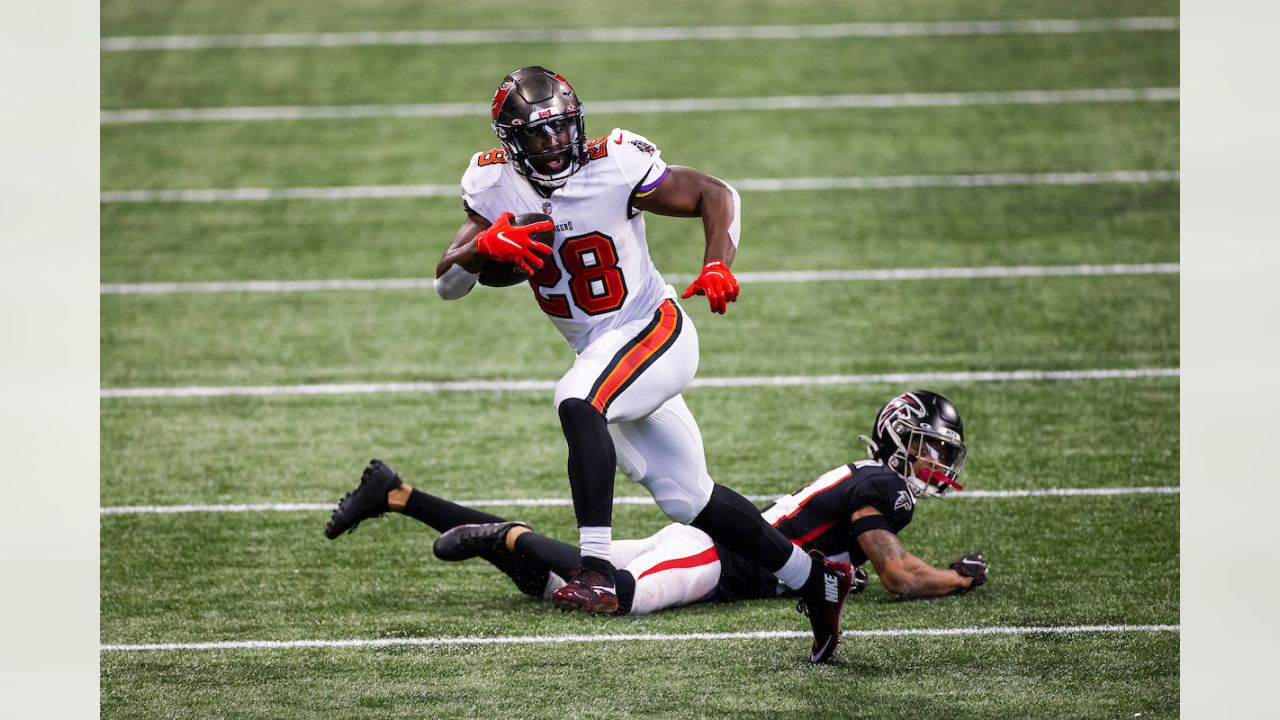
xmin=100 ymin=624 xmax=1179 ymax=652
xmin=99 ymin=486 xmax=1180 ymax=516
xmin=101 ymin=16 xmax=1179 ymax=51
xmin=99 ymin=169 xmax=1180 ymax=204
xmin=102 ymin=263 xmax=1179 ymax=296
xmin=100 ymin=86 xmax=1179 ymax=124
xmin=100 ymin=367 xmax=1179 ymax=400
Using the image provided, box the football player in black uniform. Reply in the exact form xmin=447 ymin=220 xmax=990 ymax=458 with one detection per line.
xmin=325 ymin=390 xmax=987 ymax=661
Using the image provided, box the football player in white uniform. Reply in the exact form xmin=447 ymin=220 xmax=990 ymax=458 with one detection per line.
xmin=325 ymin=391 xmax=987 ymax=664
xmin=426 ymin=66 xmax=853 ymax=661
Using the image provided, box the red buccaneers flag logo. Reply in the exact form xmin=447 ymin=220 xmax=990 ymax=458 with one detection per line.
xmin=491 ymin=80 xmax=515 ymax=120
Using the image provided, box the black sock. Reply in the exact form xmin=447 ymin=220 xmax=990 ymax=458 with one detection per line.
xmin=480 ymin=548 xmax=552 ymax=599
xmin=691 ymin=484 xmax=794 ymax=573
xmin=615 ymin=571 xmax=636 ymax=615
xmin=558 ymin=398 xmax=616 ymax=528
xmin=401 ymin=488 xmax=506 ymax=533
xmin=513 ymin=530 xmax=581 ymax=580
xmin=400 ymin=490 xmax=547 ymax=597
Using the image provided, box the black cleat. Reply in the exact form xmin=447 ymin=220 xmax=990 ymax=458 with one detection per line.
xmin=797 ymin=550 xmax=854 ymax=664
xmin=324 ymin=459 xmax=403 ymax=539
xmin=433 ymin=521 xmax=531 ymax=561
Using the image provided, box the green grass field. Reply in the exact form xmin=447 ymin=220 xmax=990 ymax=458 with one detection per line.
xmin=101 ymin=0 xmax=1179 ymax=716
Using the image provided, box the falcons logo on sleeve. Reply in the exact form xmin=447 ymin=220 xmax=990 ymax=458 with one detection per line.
xmin=894 ymin=490 xmax=915 ymax=512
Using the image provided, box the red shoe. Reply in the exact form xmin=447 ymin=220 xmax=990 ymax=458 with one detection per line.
xmin=797 ymin=550 xmax=854 ymax=663
xmin=551 ymin=565 xmax=619 ymax=615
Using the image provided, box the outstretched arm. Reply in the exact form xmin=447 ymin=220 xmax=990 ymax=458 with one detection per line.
xmin=853 ymin=506 xmax=975 ymax=598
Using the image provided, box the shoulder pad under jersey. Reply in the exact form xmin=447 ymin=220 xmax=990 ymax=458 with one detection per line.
xmin=596 ymin=128 xmax=666 ymax=187
xmin=460 ymin=148 xmax=510 ymax=217
xmin=462 ymin=148 xmax=509 ymax=191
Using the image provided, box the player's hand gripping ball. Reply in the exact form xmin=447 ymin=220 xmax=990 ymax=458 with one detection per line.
xmin=476 ymin=212 xmax=555 ymax=287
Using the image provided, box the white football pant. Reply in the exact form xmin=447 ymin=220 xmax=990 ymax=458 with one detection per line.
xmin=543 ymin=523 xmax=721 ymax=615
xmin=554 ymin=299 xmax=714 ymax=523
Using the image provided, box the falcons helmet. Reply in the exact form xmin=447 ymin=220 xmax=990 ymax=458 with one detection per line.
xmin=862 ymin=390 xmax=967 ymax=498
xmin=490 ymin=66 xmax=587 ymax=191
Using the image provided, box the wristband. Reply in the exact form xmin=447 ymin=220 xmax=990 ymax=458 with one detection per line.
xmin=726 ymin=182 xmax=741 ymax=248
xmin=433 ymin=263 xmax=480 ymax=300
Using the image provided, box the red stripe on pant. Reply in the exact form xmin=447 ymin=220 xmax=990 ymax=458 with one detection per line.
xmin=635 ymin=546 xmax=720 ymax=580
xmin=589 ymin=300 xmax=680 ymax=414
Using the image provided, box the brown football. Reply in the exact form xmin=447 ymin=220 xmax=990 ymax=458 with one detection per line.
xmin=477 ymin=212 xmax=555 ymax=287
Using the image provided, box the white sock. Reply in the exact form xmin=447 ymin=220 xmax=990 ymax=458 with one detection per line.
xmin=775 ymin=545 xmax=814 ymax=591
xmin=579 ymin=526 xmax=612 ymax=562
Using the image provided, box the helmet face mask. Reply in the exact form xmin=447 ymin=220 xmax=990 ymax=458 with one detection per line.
xmin=503 ymin=116 xmax=582 ymax=182
xmin=491 ymin=67 xmax=587 ymax=191
xmin=899 ymin=427 xmax=966 ymax=497
xmin=869 ymin=390 xmax=968 ymax=498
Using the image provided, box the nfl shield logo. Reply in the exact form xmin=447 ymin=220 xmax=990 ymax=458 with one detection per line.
xmin=542 ymin=201 xmax=553 ymax=216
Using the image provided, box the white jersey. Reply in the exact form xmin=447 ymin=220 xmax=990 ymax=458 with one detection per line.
xmin=461 ymin=128 xmax=674 ymax=353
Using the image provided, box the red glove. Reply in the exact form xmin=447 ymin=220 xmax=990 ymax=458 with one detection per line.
xmin=474 ymin=212 xmax=554 ymax=275
xmin=681 ymin=260 xmax=740 ymax=314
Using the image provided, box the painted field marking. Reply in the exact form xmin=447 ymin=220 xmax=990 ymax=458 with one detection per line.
xmin=100 ymin=86 xmax=1178 ymax=124
xmin=100 ymin=169 xmax=1180 ymax=204
xmin=100 ymin=624 xmax=1179 ymax=652
xmin=101 ymin=16 xmax=1179 ymax=51
xmin=101 ymin=263 xmax=1179 ymax=296
xmin=99 ymin=367 xmax=1180 ymax=400
xmin=99 ymin=486 xmax=1180 ymax=516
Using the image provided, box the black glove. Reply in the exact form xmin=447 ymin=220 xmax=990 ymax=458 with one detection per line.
xmin=850 ymin=566 xmax=869 ymax=595
xmin=949 ymin=552 xmax=988 ymax=589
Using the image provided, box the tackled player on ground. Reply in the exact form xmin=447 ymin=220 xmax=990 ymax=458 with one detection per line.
xmin=326 ymin=390 xmax=988 ymax=661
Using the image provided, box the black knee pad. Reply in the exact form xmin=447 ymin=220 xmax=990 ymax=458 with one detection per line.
xmin=558 ymin=397 xmax=605 ymax=431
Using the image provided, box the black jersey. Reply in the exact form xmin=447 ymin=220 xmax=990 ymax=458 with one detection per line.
xmin=713 ymin=460 xmax=916 ymax=601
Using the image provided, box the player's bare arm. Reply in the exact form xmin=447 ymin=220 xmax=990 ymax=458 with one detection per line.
xmin=436 ymin=213 xmax=492 ymax=277
xmin=853 ymin=506 xmax=974 ymax=598
xmin=632 ymin=166 xmax=738 ymax=267
xmin=435 ymin=212 xmax=554 ymax=299
xmin=634 ymin=166 xmax=742 ymax=315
